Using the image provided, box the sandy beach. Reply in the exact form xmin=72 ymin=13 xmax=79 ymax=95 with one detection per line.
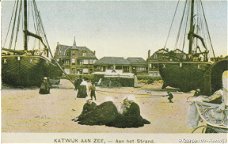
xmin=2 ymin=79 xmax=196 ymax=133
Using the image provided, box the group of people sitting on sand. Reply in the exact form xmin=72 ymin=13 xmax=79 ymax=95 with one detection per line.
xmin=72 ymin=96 xmax=150 ymax=128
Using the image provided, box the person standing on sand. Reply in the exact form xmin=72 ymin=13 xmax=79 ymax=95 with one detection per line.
xmin=74 ymin=76 xmax=82 ymax=99
xmin=74 ymin=77 xmax=82 ymax=91
xmin=77 ymin=79 xmax=88 ymax=98
xmin=167 ymin=91 xmax=174 ymax=103
xmin=39 ymin=77 xmax=50 ymax=94
xmin=89 ymin=82 xmax=96 ymax=100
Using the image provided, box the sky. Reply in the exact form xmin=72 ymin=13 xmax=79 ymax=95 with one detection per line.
xmin=1 ymin=0 xmax=227 ymax=59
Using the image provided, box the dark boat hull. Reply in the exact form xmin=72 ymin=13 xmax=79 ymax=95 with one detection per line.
xmin=2 ymin=55 xmax=61 ymax=87
xmin=159 ymin=62 xmax=212 ymax=92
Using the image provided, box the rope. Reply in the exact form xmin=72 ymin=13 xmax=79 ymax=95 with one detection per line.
xmin=31 ymin=1 xmax=38 ymax=33
xmin=195 ymin=0 xmax=200 ymax=50
xmin=31 ymin=1 xmax=38 ymax=50
xmin=3 ymin=0 xmax=17 ymax=48
xmin=13 ymin=0 xmax=22 ymax=51
xmin=96 ymin=89 xmax=149 ymax=95
xmin=96 ymin=89 xmax=166 ymax=99
xmin=32 ymin=0 xmax=74 ymax=84
xmin=195 ymin=0 xmax=207 ymax=52
xmin=27 ymin=0 xmax=30 ymax=43
xmin=9 ymin=0 xmax=19 ymax=49
xmin=163 ymin=0 xmax=180 ymax=48
xmin=182 ymin=1 xmax=190 ymax=51
xmin=175 ymin=0 xmax=188 ymax=49
xmin=200 ymin=0 xmax=216 ymax=58
xmin=32 ymin=0 xmax=42 ymax=50
xmin=199 ymin=4 xmax=208 ymax=51
xmin=95 ymin=89 xmax=167 ymax=97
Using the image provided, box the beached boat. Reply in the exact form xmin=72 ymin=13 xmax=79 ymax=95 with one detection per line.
xmin=2 ymin=0 xmax=61 ymax=87
xmin=158 ymin=0 xmax=221 ymax=93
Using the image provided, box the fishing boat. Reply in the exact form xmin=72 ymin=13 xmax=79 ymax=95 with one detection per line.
xmin=157 ymin=0 xmax=225 ymax=94
xmin=2 ymin=0 xmax=61 ymax=87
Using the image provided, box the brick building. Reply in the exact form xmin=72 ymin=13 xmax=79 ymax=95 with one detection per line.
xmin=54 ymin=38 xmax=97 ymax=74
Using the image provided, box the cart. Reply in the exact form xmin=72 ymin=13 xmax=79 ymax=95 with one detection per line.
xmin=192 ymin=101 xmax=228 ymax=133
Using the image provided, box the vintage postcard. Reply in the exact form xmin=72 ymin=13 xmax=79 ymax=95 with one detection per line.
xmin=1 ymin=0 xmax=227 ymax=143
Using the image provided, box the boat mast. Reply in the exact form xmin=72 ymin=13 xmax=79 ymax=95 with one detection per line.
xmin=188 ymin=0 xmax=194 ymax=54
xmin=23 ymin=0 xmax=28 ymax=50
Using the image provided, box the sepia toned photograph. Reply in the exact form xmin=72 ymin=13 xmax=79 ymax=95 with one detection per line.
xmin=1 ymin=0 xmax=227 ymax=143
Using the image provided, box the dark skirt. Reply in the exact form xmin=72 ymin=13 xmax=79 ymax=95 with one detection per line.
xmin=77 ymin=85 xmax=87 ymax=98
xmin=39 ymin=89 xmax=49 ymax=94
xmin=77 ymin=101 xmax=118 ymax=125
xmin=106 ymin=102 xmax=150 ymax=128
xmin=39 ymin=83 xmax=50 ymax=94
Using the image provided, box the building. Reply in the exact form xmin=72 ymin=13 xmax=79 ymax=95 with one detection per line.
xmin=147 ymin=49 xmax=168 ymax=77
xmin=94 ymin=57 xmax=130 ymax=73
xmin=94 ymin=56 xmax=147 ymax=74
xmin=54 ymin=38 xmax=97 ymax=74
xmin=147 ymin=48 xmax=188 ymax=77
xmin=127 ymin=57 xmax=147 ymax=74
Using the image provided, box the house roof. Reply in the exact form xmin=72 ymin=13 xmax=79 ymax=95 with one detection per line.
xmin=155 ymin=48 xmax=169 ymax=54
xmin=95 ymin=57 xmax=130 ymax=65
xmin=57 ymin=44 xmax=93 ymax=52
xmin=127 ymin=57 xmax=147 ymax=65
xmin=55 ymin=44 xmax=97 ymax=58
xmin=55 ymin=44 xmax=71 ymax=56
xmin=71 ymin=46 xmax=90 ymax=51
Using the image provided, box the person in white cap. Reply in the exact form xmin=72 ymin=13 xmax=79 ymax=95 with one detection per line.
xmin=39 ymin=77 xmax=50 ymax=94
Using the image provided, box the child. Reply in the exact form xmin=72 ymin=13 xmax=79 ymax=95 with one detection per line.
xmin=89 ymin=82 xmax=96 ymax=100
xmin=167 ymin=91 xmax=174 ymax=103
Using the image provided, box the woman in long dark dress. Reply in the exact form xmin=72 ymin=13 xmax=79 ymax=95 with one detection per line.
xmin=39 ymin=77 xmax=50 ymax=94
xmin=106 ymin=98 xmax=150 ymax=128
xmin=77 ymin=79 xmax=88 ymax=98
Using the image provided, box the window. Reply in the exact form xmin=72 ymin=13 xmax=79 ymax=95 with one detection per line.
xmin=82 ymin=68 xmax=89 ymax=73
xmin=66 ymin=51 xmax=70 ymax=56
xmin=88 ymin=59 xmax=93 ymax=64
xmin=71 ymin=58 xmax=75 ymax=64
xmin=82 ymin=52 xmax=86 ymax=56
xmin=81 ymin=59 xmax=95 ymax=65
xmin=71 ymin=51 xmax=75 ymax=56
xmin=65 ymin=60 xmax=70 ymax=65
xmin=136 ymin=67 xmax=146 ymax=72
xmin=116 ymin=66 xmax=122 ymax=70
xmin=123 ymin=66 xmax=129 ymax=72
xmin=83 ymin=60 xmax=89 ymax=64
xmin=107 ymin=65 xmax=113 ymax=69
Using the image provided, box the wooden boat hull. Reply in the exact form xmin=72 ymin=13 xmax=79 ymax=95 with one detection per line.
xmin=2 ymin=55 xmax=61 ymax=87
xmin=159 ymin=62 xmax=212 ymax=92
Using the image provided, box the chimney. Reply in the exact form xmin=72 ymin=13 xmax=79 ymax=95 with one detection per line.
xmin=148 ymin=50 xmax=151 ymax=58
xmin=94 ymin=50 xmax=96 ymax=55
xmin=57 ymin=42 xmax=59 ymax=45
xmin=73 ymin=36 xmax=76 ymax=47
